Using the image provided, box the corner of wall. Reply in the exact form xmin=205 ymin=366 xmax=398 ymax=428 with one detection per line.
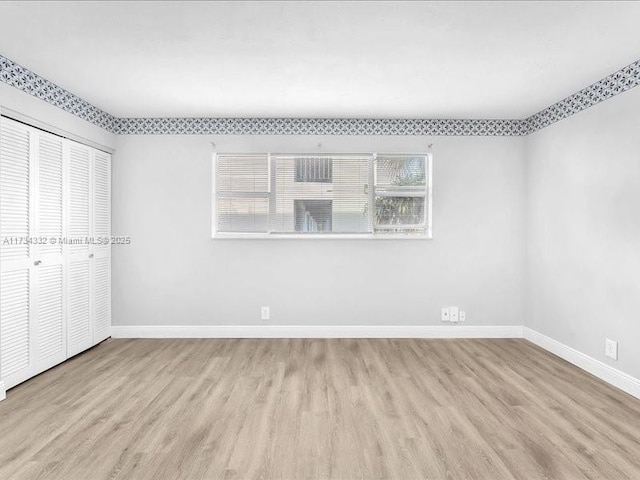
xmin=520 ymin=133 xmax=530 ymax=329
xmin=0 ymin=380 xmax=6 ymax=402
xmin=521 ymin=85 xmax=640 ymax=382
xmin=524 ymin=327 xmax=640 ymax=400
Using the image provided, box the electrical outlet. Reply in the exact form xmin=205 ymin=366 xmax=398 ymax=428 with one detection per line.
xmin=261 ymin=306 xmax=270 ymax=321
xmin=605 ymin=338 xmax=618 ymax=360
xmin=441 ymin=307 xmax=450 ymax=322
xmin=459 ymin=311 xmax=466 ymax=322
xmin=450 ymin=306 xmax=459 ymax=323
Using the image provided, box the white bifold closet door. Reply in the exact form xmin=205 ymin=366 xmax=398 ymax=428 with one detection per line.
xmin=0 ymin=116 xmax=111 ymax=390
xmin=66 ymin=140 xmax=112 ymax=355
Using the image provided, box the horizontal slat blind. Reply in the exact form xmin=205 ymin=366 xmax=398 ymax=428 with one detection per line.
xmin=331 ymin=156 xmax=371 ymax=233
xmin=216 ymin=155 xmax=269 ymax=233
xmin=217 ymin=155 xmax=269 ymax=193
xmin=218 ymin=197 xmax=270 ymax=233
xmin=273 ymin=155 xmax=371 ymax=234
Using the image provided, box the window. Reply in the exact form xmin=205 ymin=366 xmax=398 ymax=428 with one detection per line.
xmin=213 ymin=153 xmax=431 ymax=238
xmin=295 ymin=200 xmax=332 ymax=232
xmin=374 ymin=155 xmax=428 ymax=235
xmin=295 ymin=157 xmax=332 ymax=183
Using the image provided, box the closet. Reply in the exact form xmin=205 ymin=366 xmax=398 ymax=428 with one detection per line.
xmin=0 ymin=116 xmax=111 ymax=390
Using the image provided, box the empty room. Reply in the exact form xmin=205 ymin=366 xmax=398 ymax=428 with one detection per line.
xmin=1 ymin=1 xmax=640 ymax=479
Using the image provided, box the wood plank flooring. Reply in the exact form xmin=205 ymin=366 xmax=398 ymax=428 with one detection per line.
xmin=0 ymin=338 xmax=639 ymax=479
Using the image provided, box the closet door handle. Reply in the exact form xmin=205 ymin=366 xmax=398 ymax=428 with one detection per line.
xmin=88 ymin=254 xmax=94 ymax=258
xmin=34 ymin=260 xmax=42 ymax=266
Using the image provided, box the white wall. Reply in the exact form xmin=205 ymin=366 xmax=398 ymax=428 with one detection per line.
xmin=526 ymin=86 xmax=640 ymax=379
xmin=112 ymin=134 xmax=526 ymax=327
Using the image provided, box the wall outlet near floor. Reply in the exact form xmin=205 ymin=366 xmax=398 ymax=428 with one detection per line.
xmin=605 ymin=338 xmax=618 ymax=360
xmin=261 ymin=306 xmax=270 ymax=321
xmin=441 ymin=306 xmax=465 ymax=323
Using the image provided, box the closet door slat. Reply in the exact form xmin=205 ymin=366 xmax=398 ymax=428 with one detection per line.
xmin=66 ymin=141 xmax=93 ymax=357
xmin=92 ymin=150 xmax=111 ymax=344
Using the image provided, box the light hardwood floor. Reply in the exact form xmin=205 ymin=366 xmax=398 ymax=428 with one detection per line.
xmin=0 ymin=338 xmax=639 ymax=479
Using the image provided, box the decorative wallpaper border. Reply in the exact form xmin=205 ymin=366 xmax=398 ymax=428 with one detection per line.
xmin=0 ymin=55 xmax=117 ymax=133
xmin=113 ymin=117 xmax=526 ymax=136
xmin=1 ymin=54 xmax=639 ymax=136
xmin=522 ymin=59 xmax=640 ymax=134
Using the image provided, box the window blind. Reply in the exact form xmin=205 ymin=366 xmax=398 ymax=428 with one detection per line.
xmin=273 ymin=155 xmax=371 ymax=234
xmin=216 ymin=154 xmax=270 ymax=233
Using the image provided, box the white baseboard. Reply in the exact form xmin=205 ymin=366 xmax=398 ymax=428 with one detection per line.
xmin=0 ymin=381 xmax=5 ymax=402
xmin=524 ymin=327 xmax=640 ymax=400
xmin=111 ymin=324 xmax=524 ymax=339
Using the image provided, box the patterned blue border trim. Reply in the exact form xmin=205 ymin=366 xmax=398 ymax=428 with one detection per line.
xmin=2 ymin=54 xmax=640 ymax=136
xmin=113 ymin=117 xmax=526 ymax=136
xmin=522 ymin=59 xmax=640 ymax=134
xmin=0 ymin=55 xmax=117 ymax=132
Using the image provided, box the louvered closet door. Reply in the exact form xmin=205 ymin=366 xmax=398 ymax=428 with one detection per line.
xmin=33 ymin=131 xmax=66 ymax=372
xmin=67 ymin=141 xmax=92 ymax=357
xmin=0 ymin=118 xmax=35 ymax=389
xmin=91 ymin=150 xmax=111 ymax=344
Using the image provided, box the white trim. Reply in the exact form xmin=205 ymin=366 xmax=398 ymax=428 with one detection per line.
xmin=213 ymin=233 xmax=432 ymax=240
xmin=111 ymin=324 xmax=523 ymax=339
xmin=211 ymin=151 xmax=217 ymax=238
xmin=0 ymin=108 xmax=115 ymax=154
xmin=524 ymin=327 xmax=640 ymax=400
xmin=0 ymin=381 xmax=6 ymax=402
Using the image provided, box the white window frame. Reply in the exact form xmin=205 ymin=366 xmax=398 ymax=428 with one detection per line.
xmin=212 ymin=152 xmax=432 ymax=240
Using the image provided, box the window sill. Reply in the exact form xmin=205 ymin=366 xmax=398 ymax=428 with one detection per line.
xmin=212 ymin=233 xmax=432 ymax=240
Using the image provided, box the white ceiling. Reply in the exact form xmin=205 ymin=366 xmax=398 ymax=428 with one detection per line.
xmin=1 ymin=1 xmax=640 ymax=119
